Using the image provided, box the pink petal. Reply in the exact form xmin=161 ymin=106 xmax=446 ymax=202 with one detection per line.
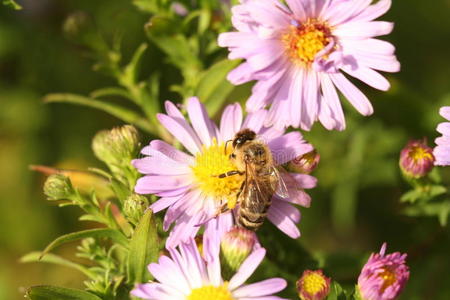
xmin=242 ymin=109 xmax=268 ymax=134
xmin=440 ymin=107 xmax=450 ymax=120
xmin=268 ymin=132 xmax=314 ymax=165
xmin=330 ymin=73 xmax=374 ymax=116
xmin=150 ymin=195 xmax=182 ymax=213
xmin=233 ymin=278 xmax=287 ymax=297
xmin=148 ymin=140 xmax=194 ymax=164
xmin=157 ymin=113 xmax=201 ymax=155
xmin=288 ymin=68 xmax=304 ymax=128
xmin=227 ymin=62 xmax=255 ymax=85
xmin=132 ymin=157 xmax=191 ymax=175
xmin=187 ymin=97 xmax=217 ymax=146
xmin=229 ymin=248 xmax=266 ymax=290
xmin=164 ymin=101 xmax=185 ymax=119
xmin=134 ymin=174 xmax=192 ymax=194
xmin=341 ymin=65 xmax=391 ymax=91
xmin=334 ymin=21 xmax=394 ymax=39
xmin=320 ymin=73 xmax=346 ymax=130
xmin=148 ymin=257 xmax=191 ymax=294
xmin=286 ymin=0 xmax=307 ymax=20
xmin=352 ymin=0 xmax=392 ymax=22
xmin=267 ymin=203 xmax=300 ymax=238
xmin=437 ymin=123 xmax=450 ymax=136
xmin=220 ymin=103 xmax=243 ymax=141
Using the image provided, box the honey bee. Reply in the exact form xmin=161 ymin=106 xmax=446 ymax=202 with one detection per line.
xmin=216 ymin=128 xmax=289 ymax=231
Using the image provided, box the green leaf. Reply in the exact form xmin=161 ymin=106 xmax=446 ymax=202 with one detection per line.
xmin=122 ymin=43 xmax=148 ymax=86
xmin=196 ymin=59 xmax=240 ymax=117
xmin=127 ymin=209 xmax=159 ymax=283
xmin=40 ymin=228 xmax=128 ymax=259
xmin=26 ymin=285 xmax=102 ymax=300
xmin=326 ymin=281 xmax=349 ymax=300
xmin=43 ymin=93 xmax=153 ymax=133
xmin=3 ymin=0 xmax=22 ymax=10
xmin=20 ymin=252 xmax=95 ymax=278
xmin=90 ymin=87 xmax=133 ymax=101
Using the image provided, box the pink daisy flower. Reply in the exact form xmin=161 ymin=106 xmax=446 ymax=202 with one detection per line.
xmin=433 ymin=106 xmax=450 ymax=166
xmin=219 ymin=0 xmax=400 ymax=130
xmin=133 ymin=97 xmax=316 ymax=247
xmin=131 ymin=238 xmax=287 ymax=300
xmin=357 ymin=243 xmax=409 ymax=300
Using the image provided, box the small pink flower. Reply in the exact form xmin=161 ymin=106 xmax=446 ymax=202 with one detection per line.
xmin=133 ymin=97 xmax=316 ymax=247
xmin=357 ymin=243 xmax=409 ymax=300
xmin=399 ymin=139 xmax=435 ymax=179
xmin=131 ymin=238 xmax=287 ymax=300
xmin=433 ymin=106 xmax=450 ymax=166
xmin=219 ymin=0 xmax=399 ymax=131
xmin=296 ymin=269 xmax=331 ymax=300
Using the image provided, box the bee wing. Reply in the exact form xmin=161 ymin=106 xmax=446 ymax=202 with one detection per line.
xmin=270 ymin=166 xmax=289 ymax=198
xmin=274 ymin=166 xmax=312 ymax=207
xmin=243 ymin=161 xmax=269 ymax=207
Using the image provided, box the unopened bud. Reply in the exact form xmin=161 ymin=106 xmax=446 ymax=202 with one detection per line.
xmin=288 ymin=150 xmax=320 ymax=174
xmin=220 ymin=227 xmax=256 ymax=279
xmin=43 ymin=174 xmax=75 ymax=200
xmin=296 ymin=270 xmax=331 ymax=300
xmin=92 ymin=125 xmax=140 ymax=168
xmin=399 ymin=139 xmax=435 ymax=179
xmin=123 ymin=194 xmax=149 ymax=225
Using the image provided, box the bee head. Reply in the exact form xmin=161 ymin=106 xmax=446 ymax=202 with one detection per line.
xmin=232 ymin=129 xmax=256 ymax=149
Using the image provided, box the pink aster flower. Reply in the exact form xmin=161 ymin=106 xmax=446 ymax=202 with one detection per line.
xmin=357 ymin=243 xmax=410 ymax=300
xmin=399 ymin=139 xmax=435 ymax=179
xmin=133 ymin=97 xmax=316 ymax=247
xmin=433 ymin=106 xmax=450 ymax=166
xmin=131 ymin=238 xmax=287 ymax=300
xmin=219 ymin=0 xmax=400 ymax=130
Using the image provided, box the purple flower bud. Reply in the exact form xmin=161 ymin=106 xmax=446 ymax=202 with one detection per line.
xmin=357 ymin=243 xmax=410 ymax=300
xmin=220 ymin=226 xmax=256 ymax=279
xmin=399 ymin=139 xmax=435 ymax=179
xmin=288 ymin=150 xmax=320 ymax=174
xmin=296 ymin=269 xmax=331 ymax=300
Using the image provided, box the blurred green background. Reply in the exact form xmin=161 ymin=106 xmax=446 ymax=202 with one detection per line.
xmin=0 ymin=0 xmax=449 ymax=299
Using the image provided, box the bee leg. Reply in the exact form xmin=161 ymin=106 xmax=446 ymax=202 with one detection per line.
xmin=214 ymin=170 xmax=244 ymax=178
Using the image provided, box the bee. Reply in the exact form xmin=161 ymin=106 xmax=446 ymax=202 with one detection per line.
xmin=216 ymin=128 xmax=289 ymax=231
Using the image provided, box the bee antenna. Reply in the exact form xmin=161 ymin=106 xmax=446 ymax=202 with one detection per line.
xmin=224 ymin=139 xmax=233 ymax=155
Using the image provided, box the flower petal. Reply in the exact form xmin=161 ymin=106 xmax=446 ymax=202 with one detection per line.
xmin=233 ymin=278 xmax=287 ymax=297
xmin=187 ymin=97 xmax=218 ymax=146
xmin=268 ymin=132 xmax=314 ymax=165
xmin=220 ymin=103 xmax=243 ymax=141
xmin=229 ymin=248 xmax=266 ymax=290
xmin=157 ymin=113 xmax=201 ymax=155
xmin=267 ymin=203 xmax=300 ymax=238
xmin=330 ymin=73 xmax=374 ymax=116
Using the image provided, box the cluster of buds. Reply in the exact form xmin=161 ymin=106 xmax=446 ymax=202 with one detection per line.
xmin=219 ymin=227 xmax=256 ymax=279
xmin=399 ymin=139 xmax=435 ymax=179
xmin=43 ymin=173 xmax=75 ymax=201
xmin=288 ymin=150 xmax=320 ymax=174
xmin=92 ymin=125 xmax=140 ymax=184
xmin=123 ymin=194 xmax=149 ymax=226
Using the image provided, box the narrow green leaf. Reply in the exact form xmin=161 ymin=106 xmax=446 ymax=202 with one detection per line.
xmin=196 ymin=59 xmax=240 ymax=116
xmin=127 ymin=209 xmax=159 ymax=283
xmin=3 ymin=0 xmax=22 ymax=10
xmin=122 ymin=43 xmax=148 ymax=86
xmin=43 ymin=93 xmax=153 ymax=133
xmin=26 ymin=285 xmax=102 ymax=300
xmin=90 ymin=87 xmax=133 ymax=101
xmin=20 ymin=252 xmax=95 ymax=278
xmin=40 ymin=228 xmax=128 ymax=259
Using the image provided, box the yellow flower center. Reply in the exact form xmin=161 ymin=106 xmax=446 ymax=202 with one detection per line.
xmin=191 ymin=139 xmax=243 ymax=207
xmin=409 ymin=145 xmax=433 ymax=163
xmin=301 ymin=272 xmax=327 ymax=296
xmin=379 ymin=267 xmax=396 ymax=292
xmin=283 ymin=18 xmax=332 ymax=65
xmin=187 ymin=283 xmax=234 ymax=300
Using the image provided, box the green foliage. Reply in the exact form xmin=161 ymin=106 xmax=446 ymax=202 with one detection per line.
xmin=27 ymin=286 xmax=102 ymax=300
xmin=2 ymin=0 xmax=21 ymax=10
xmin=127 ymin=209 xmax=160 ymax=283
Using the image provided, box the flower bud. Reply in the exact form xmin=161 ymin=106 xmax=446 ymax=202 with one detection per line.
xmin=288 ymin=150 xmax=320 ymax=174
xmin=92 ymin=125 xmax=140 ymax=168
xmin=171 ymin=2 xmax=188 ymax=16
xmin=220 ymin=227 xmax=256 ymax=279
xmin=296 ymin=269 xmax=331 ymax=300
xmin=43 ymin=174 xmax=75 ymax=200
xmin=399 ymin=139 xmax=435 ymax=179
xmin=123 ymin=194 xmax=149 ymax=226
xmin=357 ymin=243 xmax=409 ymax=300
